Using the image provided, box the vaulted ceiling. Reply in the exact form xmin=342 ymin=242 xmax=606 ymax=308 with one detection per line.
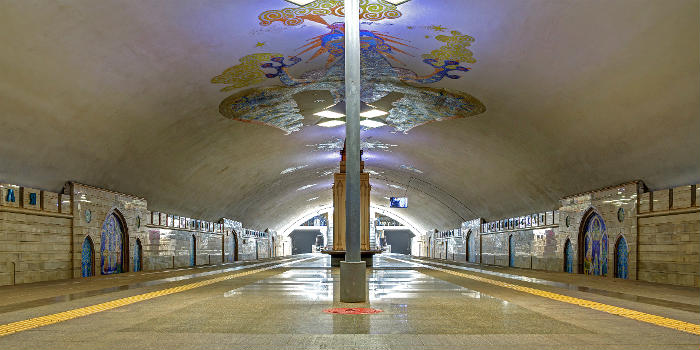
xmin=0 ymin=0 xmax=698 ymax=233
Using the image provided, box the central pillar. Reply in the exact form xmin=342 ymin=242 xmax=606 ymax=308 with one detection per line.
xmin=339 ymin=0 xmax=367 ymax=303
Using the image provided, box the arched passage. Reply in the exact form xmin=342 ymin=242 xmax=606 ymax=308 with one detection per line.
xmin=579 ymin=210 xmax=608 ymax=276
xmin=564 ymin=238 xmax=573 ymax=273
xmin=508 ymin=235 xmax=515 ymax=267
xmin=81 ymin=236 xmax=94 ymax=277
xmin=190 ymin=234 xmax=196 ymax=266
xmin=100 ymin=210 xmax=128 ymax=275
xmin=134 ymin=239 xmax=143 ymax=272
xmin=615 ymin=236 xmax=629 ymax=279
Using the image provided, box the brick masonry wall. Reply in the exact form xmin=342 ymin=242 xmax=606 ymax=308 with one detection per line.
xmin=637 ymin=210 xmax=699 ymax=287
xmin=0 ymin=212 xmax=72 ymax=285
xmin=422 ymin=182 xmax=699 ymax=288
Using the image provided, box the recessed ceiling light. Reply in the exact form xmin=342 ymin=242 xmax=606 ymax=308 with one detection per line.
xmin=360 ymin=109 xmax=388 ymax=118
xmin=284 ymin=0 xmax=316 ymax=6
xmin=317 ymin=119 xmax=346 ymax=127
xmin=383 ymin=0 xmax=411 ymax=4
xmin=360 ymin=119 xmax=386 ymax=128
xmin=314 ymin=110 xmax=345 ymax=119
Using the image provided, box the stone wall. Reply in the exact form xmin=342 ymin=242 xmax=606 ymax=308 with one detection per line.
xmin=421 ymin=181 xmax=699 ymax=287
xmin=0 ymin=184 xmax=73 ymax=285
xmin=0 ymin=181 xmax=277 ymax=286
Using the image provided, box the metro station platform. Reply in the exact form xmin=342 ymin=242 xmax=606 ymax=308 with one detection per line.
xmin=0 ymin=254 xmax=697 ymax=350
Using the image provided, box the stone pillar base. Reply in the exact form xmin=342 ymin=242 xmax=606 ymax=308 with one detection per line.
xmin=339 ymin=261 xmax=367 ymax=302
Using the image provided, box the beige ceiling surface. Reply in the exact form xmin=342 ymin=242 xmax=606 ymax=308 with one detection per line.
xmin=0 ymin=0 xmax=698 ymax=232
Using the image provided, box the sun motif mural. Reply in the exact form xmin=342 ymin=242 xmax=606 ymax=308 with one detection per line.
xmin=211 ymin=0 xmax=486 ymax=134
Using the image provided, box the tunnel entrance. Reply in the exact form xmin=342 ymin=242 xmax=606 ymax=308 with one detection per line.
xmin=290 ymin=229 xmax=323 ymax=255
xmin=383 ymin=230 xmax=413 ymax=255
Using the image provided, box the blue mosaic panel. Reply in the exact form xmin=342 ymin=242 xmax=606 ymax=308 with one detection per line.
xmin=616 ymin=236 xmax=629 ymax=279
xmin=190 ymin=235 xmax=196 ymax=266
xmin=583 ymin=212 xmax=608 ymax=276
xmin=508 ymin=235 xmax=515 ymax=267
xmin=564 ymin=239 xmax=574 ymax=273
xmin=134 ymin=239 xmax=142 ymax=272
xmin=81 ymin=237 xmax=93 ymax=277
xmin=100 ymin=214 xmax=124 ymax=275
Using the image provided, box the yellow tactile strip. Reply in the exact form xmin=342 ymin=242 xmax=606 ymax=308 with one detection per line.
xmin=388 ymin=257 xmax=700 ymax=336
xmin=0 ymin=257 xmax=315 ymax=337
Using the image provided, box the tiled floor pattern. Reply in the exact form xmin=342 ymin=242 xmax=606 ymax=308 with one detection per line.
xmin=0 ymin=254 xmax=696 ymax=349
xmin=386 ymin=256 xmax=700 ymax=335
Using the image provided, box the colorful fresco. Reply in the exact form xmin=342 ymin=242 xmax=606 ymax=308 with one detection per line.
xmin=258 ymin=0 xmax=401 ymax=27
xmin=100 ymin=213 xmax=124 ymax=275
xmin=81 ymin=237 xmax=93 ymax=277
xmin=508 ymin=235 xmax=515 ymax=267
xmin=214 ymin=7 xmax=486 ymax=134
xmin=615 ymin=236 xmax=628 ymax=279
xmin=211 ymin=53 xmax=284 ymax=91
xmin=582 ymin=212 xmax=608 ymax=276
xmin=422 ymin=31 xmax=476 ymax=65
xmin=134 ymin=239 xmax=142 ymax=272
xmin=564 ymin=239 xmax=573 ymax=273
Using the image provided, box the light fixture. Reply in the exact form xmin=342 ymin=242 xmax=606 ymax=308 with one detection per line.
xmin=360 ymin=118 xmax=387 ymax=128
xmin=360 ymin=109 xmax=388 ymax=118
xmin=383 ymin=0 xmax=411 ymax=4
xmin=283 ymin=0 xmax=316 ymax=6
xmin=314 ymin=101 xmax=388 ymax=128
xmin=317 ymin=118 xmax=346 ymax=127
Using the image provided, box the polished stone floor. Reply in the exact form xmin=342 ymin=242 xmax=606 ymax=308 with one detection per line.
xmin=0 ymin=254 xmax=697 ymax=349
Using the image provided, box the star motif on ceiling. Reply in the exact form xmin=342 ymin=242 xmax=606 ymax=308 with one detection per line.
xmin=255 ymin=42 xmax=266 ymax=47
xmin=428 ymin=25 xmax=447 ymax=32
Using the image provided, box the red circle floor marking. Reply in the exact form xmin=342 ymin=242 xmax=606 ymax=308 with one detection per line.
xmin=323 ymin=307 xmax=383 ymax=315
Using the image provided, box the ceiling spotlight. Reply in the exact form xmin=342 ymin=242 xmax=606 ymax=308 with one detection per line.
xmin=283 ymin=0 xmax=316 ymax=6
xmin=315 ymin=101 xmax=388 ymax=128
xmin=359 ymin=109 xmax=388 ymax=118
xmin=360 ymin=118 xmax=387 ymax=128
xmin=317 ymin=118 xmax=346 ymax=128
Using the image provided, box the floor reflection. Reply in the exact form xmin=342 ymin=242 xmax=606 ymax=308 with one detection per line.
xmin=214 ymin=254 xmax=578 ymax=334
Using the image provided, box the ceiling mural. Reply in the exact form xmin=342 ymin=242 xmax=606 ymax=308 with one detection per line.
xmin=258 ymin=0 xmax=402 ymax=27
xmin=3 ymin=0 xmax=694 ymax=234
xmin=212 ymin=0 xmax=486 ymax=134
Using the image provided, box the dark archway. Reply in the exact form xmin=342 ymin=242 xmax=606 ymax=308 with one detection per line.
xmin=384 ymin=229 xmax=413 ymax=255
xmin=81 ymin=236 xmax=94 ymax=277
xmin=290 ymin=229 xmax=321 ymax=255
xmin=100 ymin=209 xmax=128 ymax=275
xmin=231 ymin=230 xmax=239 ymax=262
xmin=190 ymin=234 xmax=196 ymax=266
xmin=564 ymin=238 xmax=573 ymax=273
xmin=508 ymin=234 xmax=515 ymax=267
xmin=134 ymin=238 xmax=143 ymax=272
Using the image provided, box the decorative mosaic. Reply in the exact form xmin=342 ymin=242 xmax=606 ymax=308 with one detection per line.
xmin=100 ymin=214 xmax=124 ymax=275
xmin=583 ymin=212 xmax=608 ymax=276
xmin=422 ymin=31 xmax=476 ymax=66
xmin=81 ymin=237 xmax=93 ymax=277
xmin=616 ymin=236 xmax=628 ymax=279
xmin=564 ymin=239 xmax=573 ymax=273
xmin=211 ymin=53 xmax=283 ymax=91
xmin=258 ymin=0 xmax=401 ymax=27
xmin=214 ymin=21 xmax=485 ymax=133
